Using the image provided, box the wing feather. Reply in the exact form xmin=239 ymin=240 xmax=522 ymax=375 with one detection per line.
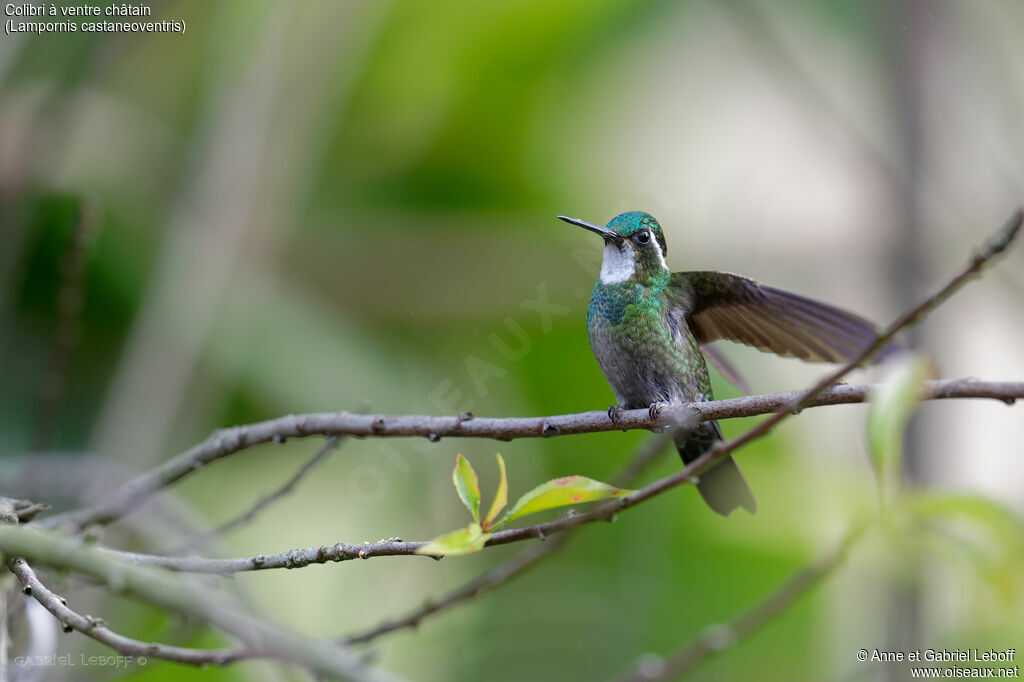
xmin=670 ymin=271 xmax=898 ymax=364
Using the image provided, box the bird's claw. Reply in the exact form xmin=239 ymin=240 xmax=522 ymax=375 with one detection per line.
xmin=607 ymin=404 xmax=624 ymax=424
xmin=648 ymin=402 xmax=667 ymax=420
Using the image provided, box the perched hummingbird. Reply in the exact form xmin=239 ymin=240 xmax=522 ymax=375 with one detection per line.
xmin=561 ymin=211 xmax=894 ymax=516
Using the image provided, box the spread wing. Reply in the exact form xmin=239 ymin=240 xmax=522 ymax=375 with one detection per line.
xmin=670 ymin=271 xmax=899 ymax=364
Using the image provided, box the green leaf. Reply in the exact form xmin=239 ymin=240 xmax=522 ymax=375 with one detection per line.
xmin=482 ymin=453 xmax=508 ymax=530
xmin=415 ymin=523 xmax=491 ymax=556
xmin=493 ymin=476 xmax=633 ymax=528
xmin=910 ymin=493 xmax=1024 ymax=549
xmin=906 ymin=493 xmax=1024 ymax=602
xmin=452 ymin=454 xmax=481 ymax=523
xmin=866 ymin=355 xmax=931 ymax=503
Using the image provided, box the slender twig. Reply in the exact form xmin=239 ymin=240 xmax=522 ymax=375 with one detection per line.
xmin=173 ymin=435 xmax=347 ymax=554
xmin=343 ymin=433 xmax=674 ymax=645
xmin=105 ymin=538 xmax=434 ymax=575
xmin=0 ymin=526 xmax=402 ymax=682
xmin=612 ymin=521 xmax=871 ymax=682
xmin=9 ymin=558 xmax=252 ymax=666
xmin=38 ymin=377 xmax=1023 ymax=533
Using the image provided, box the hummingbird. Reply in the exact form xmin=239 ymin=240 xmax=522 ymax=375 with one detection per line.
xmin=560 ymin=211 xmax=895 ymax=516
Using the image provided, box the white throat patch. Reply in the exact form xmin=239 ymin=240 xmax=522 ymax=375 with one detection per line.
xmin=599 ymin=242 xmax=635 ymax=284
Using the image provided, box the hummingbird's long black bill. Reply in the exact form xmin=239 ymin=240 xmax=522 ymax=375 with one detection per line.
xmin=557 ymin=215 xmax=622 ymax=243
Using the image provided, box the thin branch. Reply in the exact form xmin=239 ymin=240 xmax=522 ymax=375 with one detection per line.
xmin=105 ymin=539 xmax=434 ymax=575
xmin=38 ymin=377 xmax=1023 ymax=533
xmin=612 ymin=521 xmax=871 ymax=682
xmin=9 ymin=558 xmax=252 ymax=666
xmin=343 ymin=433 xmax=673 ymax=645
xmin=173 ymin=435 xmax=347 ymax=554
xmin=0 ymin=526 xmax=402 ymax=682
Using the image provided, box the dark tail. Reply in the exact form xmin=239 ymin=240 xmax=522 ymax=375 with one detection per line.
xmin=676 ymin=421 xmax=756 ymax=516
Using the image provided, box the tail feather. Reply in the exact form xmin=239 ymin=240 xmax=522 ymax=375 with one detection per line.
xmin=677 ymin=421 xmax=756 ymax=516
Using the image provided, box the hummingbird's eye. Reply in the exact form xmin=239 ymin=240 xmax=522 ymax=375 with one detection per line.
xmin=635 ymin=230 xmax=651 ymax=245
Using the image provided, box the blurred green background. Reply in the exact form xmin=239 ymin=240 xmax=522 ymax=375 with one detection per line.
xmin=1 ymin=0 xmax=1023 ymax=680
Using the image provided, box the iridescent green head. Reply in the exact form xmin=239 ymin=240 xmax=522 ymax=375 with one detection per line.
xmin=558 ymin=211 xmax=670 ymax=285
xmin=605 ymin=211 xmax=668 ymax=256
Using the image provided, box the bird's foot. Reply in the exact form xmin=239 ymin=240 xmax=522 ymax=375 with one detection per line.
xmin=607 ymin=404 xmax=624 ymax=424
xmin=648 ymin=402 xmax=668 ymax=420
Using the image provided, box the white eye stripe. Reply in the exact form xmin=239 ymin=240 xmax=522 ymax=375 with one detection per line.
xmin=649 ymin=233 xmax=668 ymax=270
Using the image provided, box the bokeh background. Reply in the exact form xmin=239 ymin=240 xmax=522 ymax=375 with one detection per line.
xmin=1 ymin=0 xmax=1023 ymax=680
